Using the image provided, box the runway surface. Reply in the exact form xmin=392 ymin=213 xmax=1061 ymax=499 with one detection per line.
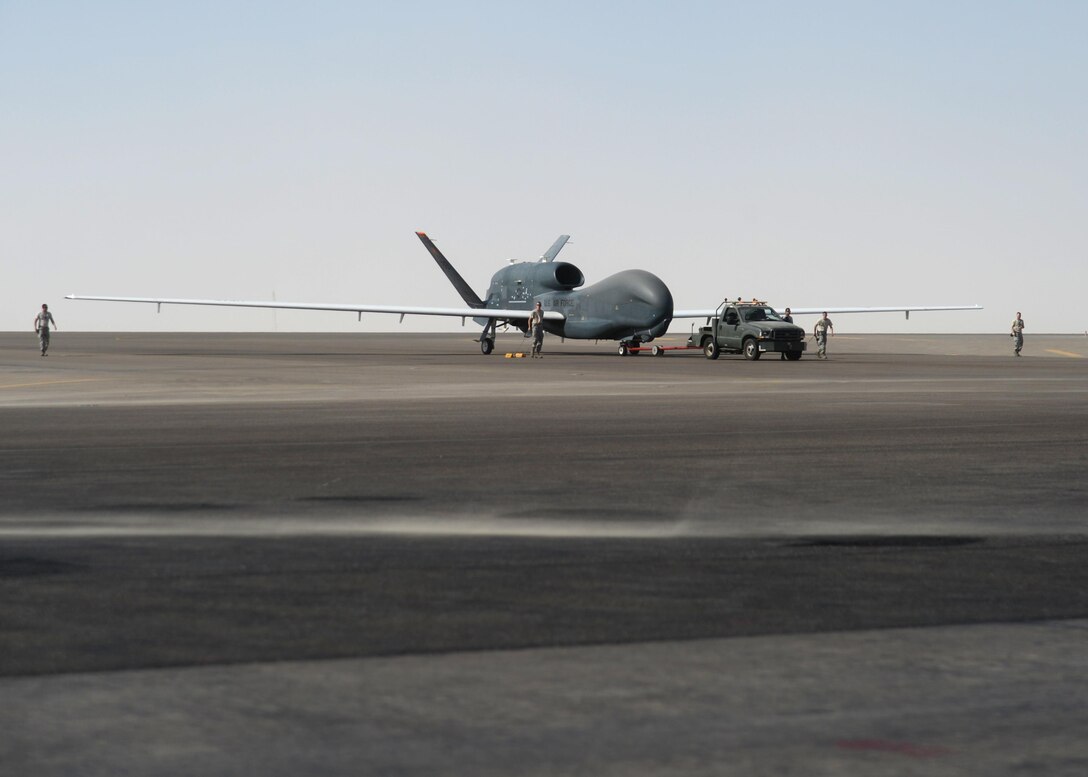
xmin=2 ymin=331 xmax=1087 ymax=775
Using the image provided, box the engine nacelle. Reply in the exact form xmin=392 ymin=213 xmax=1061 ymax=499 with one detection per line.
xmin=485 ymin=261 xmax=586 ymax=308
xmin=521 ymin=261 xmax=585 ymax=291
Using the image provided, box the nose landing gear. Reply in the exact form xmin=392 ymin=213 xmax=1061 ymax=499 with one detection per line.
xmin=618 ymin=338 xmax=646 ymax=356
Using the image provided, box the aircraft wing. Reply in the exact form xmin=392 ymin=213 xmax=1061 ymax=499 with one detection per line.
xmin=672 ymin=304 xmax=983 ymax=319
xmin=64 ymin=295 xmax=565 ymax=321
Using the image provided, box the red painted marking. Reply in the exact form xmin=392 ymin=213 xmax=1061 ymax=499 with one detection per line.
xmin=836 ymin=739 xmax=951 ymax=758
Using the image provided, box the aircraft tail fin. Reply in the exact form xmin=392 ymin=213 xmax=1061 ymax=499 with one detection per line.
xmin=415 ymin=232 xmax=485 ymax=309
xmin=542 ymin=235 xmax=570 ymax=262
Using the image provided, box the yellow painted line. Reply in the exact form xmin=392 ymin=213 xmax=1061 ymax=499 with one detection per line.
xmin=1044 ymin=349 xmax=1085 ymax=358
xmin=0 ymin=377 xmax=107 ymax=390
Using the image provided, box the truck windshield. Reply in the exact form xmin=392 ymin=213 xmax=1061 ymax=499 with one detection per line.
xmin=742 ymin=307 xmax=782 ymax=322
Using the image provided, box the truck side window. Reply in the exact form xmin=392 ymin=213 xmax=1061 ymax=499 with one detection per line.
xmin=725 ymin=310 xmax=739 ymax=325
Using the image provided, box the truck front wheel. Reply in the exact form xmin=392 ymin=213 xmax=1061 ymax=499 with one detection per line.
xmin=743 ymin=338 xmax=761 ymax=360
xmin=703 ymin=339 xmax=720 ymax=360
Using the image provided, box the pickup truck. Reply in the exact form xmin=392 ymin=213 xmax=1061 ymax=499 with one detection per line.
xmin=687 ymin=300 xmax=807 ymax=360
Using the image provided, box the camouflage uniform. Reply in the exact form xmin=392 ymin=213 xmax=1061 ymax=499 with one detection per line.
xmin=34 ymin=307 xmax=57 ymax=356
xmin=1011 ymin=315 xmax=1025 ymax=356
xmin=780 ymin=310 xmax=793 ymax=359
xmin=529 ymin=304 xmax=545 ymax=358
xmin=813 ymin=315 xmax=833 ymax=360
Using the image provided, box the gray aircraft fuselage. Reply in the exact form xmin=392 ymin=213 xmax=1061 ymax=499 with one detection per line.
xmin=415 ymin=230 xmax=674 ymax=353
xmin=483 ymin=261 xmax=674 ymax=342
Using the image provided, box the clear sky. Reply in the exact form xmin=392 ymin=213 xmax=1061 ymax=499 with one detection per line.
xmin=3 ymin=1 xmax=1085 ymax=334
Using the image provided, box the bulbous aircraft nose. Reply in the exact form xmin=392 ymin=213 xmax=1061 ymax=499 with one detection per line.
xmin=560 ymin=268 xmax=675 ymax=340
xmin=630 ymin=270 xmax=673 ymax=314
xmin=619 ymin=269 xmax=673 ymax=337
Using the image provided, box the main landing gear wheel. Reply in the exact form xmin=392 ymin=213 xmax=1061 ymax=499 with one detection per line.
xmin=743 ymin=338 xmax=761 ymax=360
xmin=703 ymin=339 xmax=720 ymax=360
xmin=480 ymin=338 xmax=494 ymax=355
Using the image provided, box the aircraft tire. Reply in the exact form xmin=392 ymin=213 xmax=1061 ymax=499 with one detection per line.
xmin=651 ymin=345 xmax=662 ymax=356
xmin=618 ymin=344 xmax=629 ymax=356
xmin=703 ymin=339 xmax=720 ymax=360
xmin=743 ymin=338 xmax=761 ymax=360
xmin=481 ymin=338 xmax=494 ymax=355
xmin=785 ymin=351 xmax=802 ymax=361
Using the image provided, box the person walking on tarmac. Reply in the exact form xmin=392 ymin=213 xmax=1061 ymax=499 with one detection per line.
xmin=528 ymin=301 xmax=545 ymax=358
xmin=1011 ymin=311 xmax=1025 ymax=356
xmin=813 ymin=311 xmax=834 ymax=359
xmin=34 ymin=303 xmax=58 ymax=357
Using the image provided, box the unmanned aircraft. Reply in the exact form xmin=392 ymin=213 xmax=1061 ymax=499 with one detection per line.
xmin=67 ymin=231 xmax=981 ymax=354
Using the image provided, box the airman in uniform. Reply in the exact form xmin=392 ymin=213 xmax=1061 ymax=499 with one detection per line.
xmin=34 ymin=303 xmax=58 ymax=356
xmin=780 ymin=307 xmax=793 ymax=360
xmin=529 ymin=301 xmax=545 ymax=358
xmin=813 ymin=312 xmax=833 ymax=359
xmin=1011 ymin=312 xmax=1025 ymax=356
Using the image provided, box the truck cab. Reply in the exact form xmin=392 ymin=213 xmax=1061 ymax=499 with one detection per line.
xmin=687 ymin=300 xmax=807 ymax=360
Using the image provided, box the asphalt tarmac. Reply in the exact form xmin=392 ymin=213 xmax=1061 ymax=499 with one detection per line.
xmin=2 ymin=331 xmax=1087 ymax=775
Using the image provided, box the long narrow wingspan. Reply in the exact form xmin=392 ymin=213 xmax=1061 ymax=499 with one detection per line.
xmin=64 ymin=295 xmax=564 ymax=321
xmin=672 ymin=304 xmax=983 ymax=318
xmin=66 ymin=230 xmax=574 ymax=324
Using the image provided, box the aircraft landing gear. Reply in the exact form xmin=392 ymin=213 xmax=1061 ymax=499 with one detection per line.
xmin=478 ymin=321 xmax=496 ymax=355
xmin=618 ymin=339 xmax=644 ymax=356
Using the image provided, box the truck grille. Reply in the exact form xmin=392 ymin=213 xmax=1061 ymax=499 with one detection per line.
xmin=772 ymin=329 xmax=804 ymax=341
